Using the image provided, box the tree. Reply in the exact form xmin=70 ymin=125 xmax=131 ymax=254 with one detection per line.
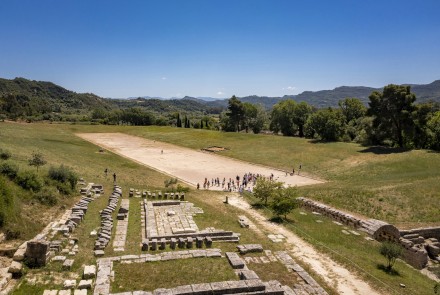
xmin=339 ymin=98 xmax=367 ymax=123
xmin=427 ymin=111 xmax=440 ymax=150
xmin=271 ymin=186 xmax=299 ymax=219
xmin=226 ymin=96 xmax=245 ymax=132
xmin=379 ymin=241 xmax=403 ymax=271
xmin=176 ymin=113 xmax=182 ymax=127
xmin=28 ymin=152 xmax=47 ymax=172
xmin=305 ymin=108 xmax=345 ymax=141
xmin=292 ymin=102 xmax=313 ymax=137
xmin=270 ymin=100 xmax=296 ymax=136
xmin=243 ymin=103 xmax=267 ymax=134
xmin=253 ymin=177 xmax=283 ymax=206
xmin=368 ymin=85 xmax=416 ymax=147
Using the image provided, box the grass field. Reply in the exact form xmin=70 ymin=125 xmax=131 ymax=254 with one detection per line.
xmin=62 ymin=123 xmax=439 ymax=226
xmin=1 ymin=121 xmax=438 ymax=295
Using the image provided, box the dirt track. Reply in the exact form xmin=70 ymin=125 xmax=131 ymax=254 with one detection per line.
xmin=77 ymin=133 xmax=323 ymax=190
xmin=76 ymin=132 xmax=380 ymax=295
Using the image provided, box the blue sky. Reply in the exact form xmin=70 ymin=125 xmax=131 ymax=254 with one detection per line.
xmin=1 ymin=0 xmax=439 ymax=98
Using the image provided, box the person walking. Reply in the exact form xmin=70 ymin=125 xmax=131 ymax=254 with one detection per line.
xmin=113 ymin=172 xmax=117 ymax=183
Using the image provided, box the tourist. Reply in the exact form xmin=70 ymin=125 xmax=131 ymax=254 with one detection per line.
xmin=113 ymin=173 xmax=117 ymax=183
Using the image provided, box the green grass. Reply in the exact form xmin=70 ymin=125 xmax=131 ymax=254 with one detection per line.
xmin=2 ymin=122 xmax=437 ymax=295
xmin=244 ymin=193 xmax=437 ymax=295
xmin=111 ymin=257 xmax=237 ymax=292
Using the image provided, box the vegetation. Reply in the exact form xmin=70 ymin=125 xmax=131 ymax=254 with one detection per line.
xmin=1 ymin=122 xmax=436 ymax=295
xmin=28 ymin=152 xmax=47 ymax=172
xmin=379 ymin=242 xmax=403 ymax=272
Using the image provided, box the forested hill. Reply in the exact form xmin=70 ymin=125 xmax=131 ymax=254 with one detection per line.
xmin=0 ymin=77 xmax=112 ymax=114
xmin=1 ymin=77 xmax=439 ymax=120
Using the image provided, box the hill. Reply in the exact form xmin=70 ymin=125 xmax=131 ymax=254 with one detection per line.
xmin=0 ymin=77 xmax=112 ymax=118
xmin=1 ymin=77 xmax=439 ymax=121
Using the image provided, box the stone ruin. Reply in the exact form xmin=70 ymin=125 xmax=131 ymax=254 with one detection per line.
xmin=399 ymin=227 xmax=440 ymax=269
xmin=142 ymin=200 xmax=240 ymax=251
xmin=298 ymin=197 xmax=400 ymax=241
xmin=94 ymin=185 xmax=122 ymax=254
xmin=297 ymin=197 xmax=438 ymax=269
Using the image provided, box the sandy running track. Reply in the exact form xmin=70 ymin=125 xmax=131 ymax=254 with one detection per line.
xmin=76 ymin=133 xmax=323 ymax=190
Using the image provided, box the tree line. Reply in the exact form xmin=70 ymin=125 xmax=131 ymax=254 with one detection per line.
xmin=222 ymin=85 xmax=440 ymax=150
xmin=2 ymin=83 xmax=440 ymax=150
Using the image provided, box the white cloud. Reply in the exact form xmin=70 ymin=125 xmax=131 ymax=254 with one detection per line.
xmin=161 ymin=77 xmax=167 ymax=80
xmin=282 ymin=86 xmax=296 ymax=91
xmin=217 ymin=91 xmax=224 ymax=95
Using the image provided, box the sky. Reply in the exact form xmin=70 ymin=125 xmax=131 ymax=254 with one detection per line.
xmin=1 ymin=0 xmax=440 ymax=99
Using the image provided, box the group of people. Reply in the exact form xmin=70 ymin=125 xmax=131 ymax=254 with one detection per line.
xmin=197 ymin=172 xmax=276 ymax=193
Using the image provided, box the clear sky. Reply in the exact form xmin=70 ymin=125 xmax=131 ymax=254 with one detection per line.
xmin=1 ymin=0 xmax=439 ymax=98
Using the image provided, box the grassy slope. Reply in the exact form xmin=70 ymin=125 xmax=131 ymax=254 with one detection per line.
xmin=2 ymin=122 xmax=437 ymax=295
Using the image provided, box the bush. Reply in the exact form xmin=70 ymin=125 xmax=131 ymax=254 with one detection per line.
xmin=15 ymin=171 xmax=43 ymax=192
xmin=33 ymin=186 xmax=59 ymax=206
xmin=48 ymin=164 xmax=78 ymax=189
xmin=0 ymin=149 xmax=12 ymax=160
xmin=0 ymin=162 xmax=19 ymax=179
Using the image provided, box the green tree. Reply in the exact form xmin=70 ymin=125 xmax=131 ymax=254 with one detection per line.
xmin=292 ymin=102 xmax=313 ymax=137
xmin=28 ymin=152 xmax=47 ymax=172
xmin=226 ymin=95 xmax=245 ymax=132
xmin=368 ymin=85 xmax=416 ymax=147
xmin=427 ymin=111 xmax=440 ymax=150
xmin=270 ymin=100 xmax=296 ymax=136
xmin=243 ymin=103 xmax=267 ymax=134
xmin=305 ymin=108 xmax=345 ymax=141
xmin=380 ymin=241 xmax=403 ymax=271
xmin=339 ymin=98 xmax=367 ymax=123
xmin=176 ymin=113 xmax=182 ymax=127
xmin=271 ymin=186 xmax=299 ymax=219
xmin=253 ymin=177 xmax=283 ymax=206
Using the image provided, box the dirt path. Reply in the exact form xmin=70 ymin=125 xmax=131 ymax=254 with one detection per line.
xmin=228 ymin=195 xmax=381 ymax=295
xmin=77 ymin=133 xmax=323 ymax=190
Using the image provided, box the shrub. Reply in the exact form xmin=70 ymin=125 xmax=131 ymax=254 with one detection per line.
xmin=0 ymin=162 xmax=19 ymax=179
xmin=48 ymin=164 xmax=78 ymax=189
xmin=33 ymin=186 xmax=59 ymax=206
xmin=380 ymin=241 xmax=403 ymax=271
xmin=0 ymin=149 xmax=12 ymax=160
xmin=15 ymin=171 xmax=43 ymax=192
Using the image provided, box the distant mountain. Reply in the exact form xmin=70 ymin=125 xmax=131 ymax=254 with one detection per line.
xmin=1 ymin=77 xmax=439 ymax=120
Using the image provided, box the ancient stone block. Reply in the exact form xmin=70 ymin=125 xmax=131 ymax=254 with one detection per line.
xmin=63 ymin=279 xmax=76 ymax=289
xmin=25 ymin=240 xmax=49 ymax=267
xmin=83 ymin=265 xmax=96 ymax=279
xmin=151 ymin=239 xmax=158 ymax=251
xmin=62 ymin=259 xmax=74 ymax=270
xmin=191 ymin=283 xmax=212 ymax=295
xmin=8 ymin=261 xmax=23 ymax=276
xmin=170 ymin=238 xmax=176 ymax=249
xmin=187 ymin=237 xmax=193 ymax=249
xmin=78 ymin=279 xmax=93 ymax=289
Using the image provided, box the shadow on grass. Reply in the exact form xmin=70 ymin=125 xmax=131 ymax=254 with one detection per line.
xmin=377 ymin=264 xmax=401 ymax=276
xmin=358 ymin=146 xmax=409 ymax=154
xmin=269 ymin=216 xmax=284 ymax=223
xmin=251 ymin=203 xmax=265 ymax=209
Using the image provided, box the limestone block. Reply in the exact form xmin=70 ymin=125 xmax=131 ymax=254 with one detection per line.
xmin=186 ymin=237 xmax=193 ymax=249
xmin=94 ymin=250 xmax=105 ymax=257
xmin=62 ymin=259 xmax=74 ymax=270
xmin=43 ymin=291 xmax=58 ymax=295
xmin=78 ymin=279 xmax=93 ymax=289
xmin=191 ymin=283 xmax=212 ymax=295
xmin=83 ymin=265 xmax=96 ymax=279
xmin=63 ymin=279 xmax=76 ymax=289
xmin=8 ymin=261 xmax=23 ymax=276
xmin=73 ymin=289 xmax=87 ymax=295
xmin=58 ymin=290 xmax=71 ymax=295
